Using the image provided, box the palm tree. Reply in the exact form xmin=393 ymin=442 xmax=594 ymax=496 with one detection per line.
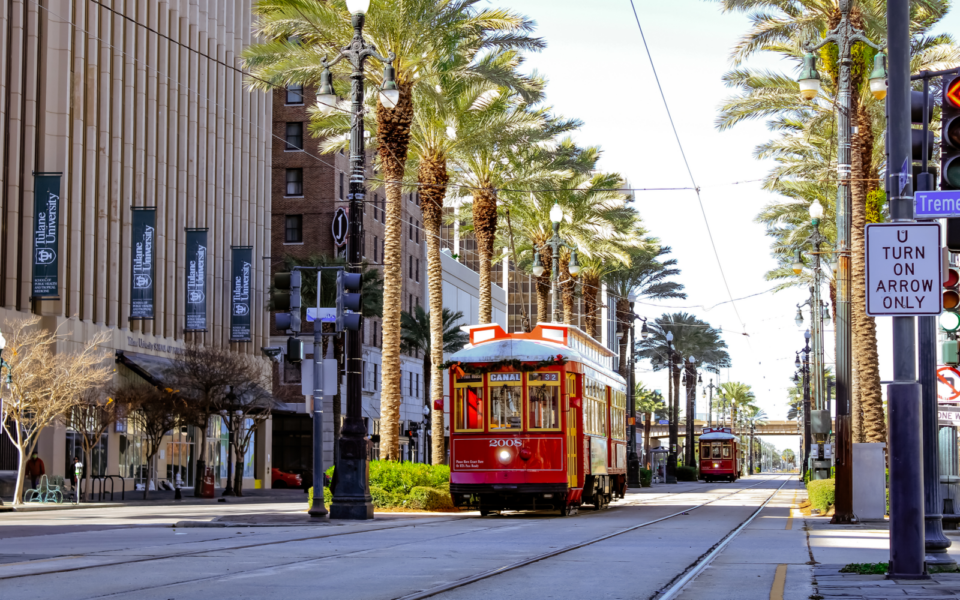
xmin=244 ymin=0 xmax=545 ymax=460
xmin=745 ymin=406 xmax=768 ymax=475
xmin=635 ymin=384 xmax=665 ymax=469
xmin=709 ymin=0 xmax=960 ymax=445
xmin=399 ymin=306 xmax=469 ymax=463
xmin=606 ymin=244 xmax=687 ymax=372
xmin=717 ymin=381 xmax=756 ymax=439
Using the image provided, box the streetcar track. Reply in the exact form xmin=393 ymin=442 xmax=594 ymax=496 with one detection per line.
xmin=652 ymin=476 xmax=792 ymax=600
xmin=0 ymin=477 xmax=788 ymax=600
xmin=391 ymin=476 xmax=790 ymax=600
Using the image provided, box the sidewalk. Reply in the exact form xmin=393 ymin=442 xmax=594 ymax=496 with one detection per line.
xmin=0 ymin=487 xmax=310 ymax=512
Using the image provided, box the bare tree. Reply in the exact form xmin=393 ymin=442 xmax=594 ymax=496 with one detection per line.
xmin=219 ymin=354 xmax=278 ymax=496
xmin=114 ymin=382 xmax=189 ymax=500
xmin=169 ymin=343 xmax=235 ymax=493
xmin=0 ymin=317 xmax=112 ymax=504
xmin=71 ymin=386 xmax=121 ymax=502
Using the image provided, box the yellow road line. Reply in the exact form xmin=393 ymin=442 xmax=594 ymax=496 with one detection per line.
xmin=785 ymin=489 xmax=797 ymax=530
xmin=770 ymin=564 xmax=788 ymax=600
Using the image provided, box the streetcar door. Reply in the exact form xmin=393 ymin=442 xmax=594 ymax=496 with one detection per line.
xmin=566 ymin=373 xmax=579 ymax=488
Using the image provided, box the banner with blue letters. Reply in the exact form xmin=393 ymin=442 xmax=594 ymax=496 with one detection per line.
xmin=31 ymin=173 xmax=61 ymax=298
xmin=230 ymin=246 xmax=253 ymax=341
xmin=130 ymin=208 xmax=156 ymax=320
xmin=185 ymin=229 xmax=208 ymax=332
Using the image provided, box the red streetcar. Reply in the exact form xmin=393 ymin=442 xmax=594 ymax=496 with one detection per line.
xmin=698 ymin=427 xmax=739 ymax=482
xmin=445 ymin=323 xmax=628 ymax=516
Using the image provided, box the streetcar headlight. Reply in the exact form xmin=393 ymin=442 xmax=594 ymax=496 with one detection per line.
xmin=499 ymin=449 xmax=511 ymax=462
xmin=713 ymin=463 xmax=719 ymax=468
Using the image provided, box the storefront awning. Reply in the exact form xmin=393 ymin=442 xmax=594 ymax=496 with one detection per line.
xmin=115 ymin=350 xmax=177 ymax=388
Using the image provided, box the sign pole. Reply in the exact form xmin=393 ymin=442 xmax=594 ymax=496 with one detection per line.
xmin=887 ymin=0 xmax=928 ymax=578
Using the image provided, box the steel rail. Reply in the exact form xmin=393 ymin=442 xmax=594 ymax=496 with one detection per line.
xmin=655 ymin=476 xmax=791 ymax=600
xmin=392 ymin=476 xmax=790 ymax=600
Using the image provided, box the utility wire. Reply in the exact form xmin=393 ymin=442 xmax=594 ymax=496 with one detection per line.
xmin=628 ymin=0 xmax=746 ymax=332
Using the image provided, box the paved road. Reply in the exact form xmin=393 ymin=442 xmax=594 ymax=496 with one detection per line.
xmin=0 ymin=475 xmax=807 ymax=600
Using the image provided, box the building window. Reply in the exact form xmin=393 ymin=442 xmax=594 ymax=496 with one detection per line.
xmin=409 ymin=217 xmax=414 ymax=241
xmin=286 ymin=169 xmax=303 ymax=196
xmin=416 ymin=222 xmax=420 ymax=244
xmin=409 ymin=256 xmax=413 ymax=278
xmin=362 ymin=234 xmax=366 ymax=258
xmin=374 ymin=363 xmax=379 ymax=389
xmin=416 ymin=259 xmax=420 ymax=282
xmin=381 ymin=239 xmax=385 ymax=262
xmin=381 ymin=195 xmax=385 ymax=219
xmin=416 ymin=192 xmax=421 ymax=206
xmin=373 ymin=235 xmax=379 ymax=262
xmin=416 ymin=296 xmax=420 ymax=308
xmin=286 ymin=84 xmax=304 ymax=105
xmin=286 ymin=122 xmax=304 ymax=151
xmin=373 ymin=193 xmax=379 ymax=221
xmin=285 ymin=215 xmax=303 ymax=243
xmin=339 ymin=172 xmax=344 ymax=201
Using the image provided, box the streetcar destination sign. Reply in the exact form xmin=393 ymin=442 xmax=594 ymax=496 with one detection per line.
xmin=865 ymin=222 xmax=942 ymax=317
xmin=915 ymin=190 xmax=960 ymax=219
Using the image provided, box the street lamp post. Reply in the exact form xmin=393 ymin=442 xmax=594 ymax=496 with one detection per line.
xmin=626 ymin=309 xmax=648 ymax=488
xmin=317 ymin=0 xmax=399 ymax=521
xmin=705 ymin=377 xmax=716 ymax=427
xmin=532 ymin=202 xmax=580 ymax=323
xmin=797 ymin=0 xmax=887 ymax=525
xmin=685 ymin=356 xmax=697 ymax=467
xmin=665 ymin=331 xmax=678 ymax=484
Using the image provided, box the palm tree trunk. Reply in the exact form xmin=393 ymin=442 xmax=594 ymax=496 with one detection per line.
xmin=420 ymin=156 xmax=449 ymax=465
xmin=583 ymin=272 xmax=600 ymax=340
xmin=560 ymin=255 xmax=575 ymax=326
xmin=851 ymin=102 xmax=884 ymax=443
xmin=473 ymin=187 xmax=498 ymax=324
xmin=376 ymin=83 xmax=414 ymax=461
xmin=535 ymin=245 xmax=553 ymax=324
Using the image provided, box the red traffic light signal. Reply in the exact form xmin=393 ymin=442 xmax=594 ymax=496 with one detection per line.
xmin=945 ymin=267 xmax=960 ymax=310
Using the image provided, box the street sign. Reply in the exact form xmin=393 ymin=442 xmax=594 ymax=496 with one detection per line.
xmin=306 ymin=307 xmax=337 ymax=323
xmin=332 ymin=207 xmax=348 ymax=247
xmin=865 ymin=222 xmax=942 ymax=316
xmin=938 ymin=365 xmax=960 ymax=403
xmin=658 ymin=419 xmax=669 ymax=425
xmin=939 ymin=405 xmax=960 ymax=426
xmin=915 ymin=190 xmax=960 ymax=219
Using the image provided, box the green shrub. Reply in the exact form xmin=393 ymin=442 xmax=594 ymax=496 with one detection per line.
xmin=307 ymin=486 xmax=332 ymax=509
xmin=677 ymin=466 xmax=698 ymax=482
xmin=408 ymin=486 xmax=455 ymax=511
xmin=807 ymin=478 xmax=836 ymax=511
xmin=367 ymin=461 xmax=450 ymax=495
xmin=639 ymin=468 xmax=652 ymax=488
xmin=370 ymin=485 xmax=406 ymax=508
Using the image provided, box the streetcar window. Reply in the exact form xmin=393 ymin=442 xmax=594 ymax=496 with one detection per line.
xmin=528 ymin=379 xmax=560 ymax=429
xmin=712 ymin=443 xmax=721 ymax=459
xmin=454 ymin=386 xmax=484 ymax=431
xmin=722 ymin=444 xmax=731 ymax=459
xmin=490 ymin=383 xmax=522 ymax=430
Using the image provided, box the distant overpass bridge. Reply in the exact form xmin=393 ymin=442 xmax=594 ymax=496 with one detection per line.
xmin=644 ymin=420 xmax=816 ymax=438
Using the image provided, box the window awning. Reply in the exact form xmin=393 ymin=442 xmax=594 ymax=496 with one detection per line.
xmin=115 ymin=350 xmax=176 ymax=388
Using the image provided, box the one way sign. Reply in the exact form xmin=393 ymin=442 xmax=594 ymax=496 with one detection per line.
xmin=865 ymin=222 xmax=942 ymax=316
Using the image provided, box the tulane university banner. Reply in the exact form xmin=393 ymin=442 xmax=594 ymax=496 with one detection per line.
xmin=185 ymin=229 xmax=208 ymax=332
xmin=230 ymin=246 xmax=253 ymax=341
xmin=130 ymin=208 xmax=156 ymax=320
xmin=32 ymin=173 xmax=62 ymax=298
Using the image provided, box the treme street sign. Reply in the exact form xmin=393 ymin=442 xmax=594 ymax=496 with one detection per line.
xmin=915 ymin=190 xmax=960 ymax=219
xmin=865 ymin=222 xmax=942 ymax=317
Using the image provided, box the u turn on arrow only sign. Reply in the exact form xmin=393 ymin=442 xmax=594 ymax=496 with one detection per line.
xmin=865 ymin=222 xmax=942 ymax=317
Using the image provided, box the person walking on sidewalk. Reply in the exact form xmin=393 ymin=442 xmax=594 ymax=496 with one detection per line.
xmin=25 ymin=452 xmax=45 ymax=489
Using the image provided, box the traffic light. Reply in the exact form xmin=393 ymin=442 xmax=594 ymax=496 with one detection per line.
xmin=942 ymin=267 xmax=960 ymax=334
xmin=272 ymin=271 xmax=302 ymax=333
xmin=286 ymin=336 xmax=303 ymax=363
xmin=404 ymin=422 xmax=420 ymax=438
xmin=911 ymin=90 xmax=936 ymax=190
xmin=336 ymin=270 xmax=362 ymax=332
xmin=942 ymin=76 xmax=960 ymax=190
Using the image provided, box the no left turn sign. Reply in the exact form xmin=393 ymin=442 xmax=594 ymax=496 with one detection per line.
xmin=938 ymin=366 xmax=960 ymax=403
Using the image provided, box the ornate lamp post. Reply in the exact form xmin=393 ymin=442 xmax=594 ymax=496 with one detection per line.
xmin=797 ymin=0 xmax=886 ymax=525
xmin=665 ymin=331 xmax=678 ymax=484
xmin=0 ymin=328 xmax=8 ymax=507
xmin=317 ymin=0 xmax=398 ymax=520
xmin=532 ymin=202 xmax=580 ymax=322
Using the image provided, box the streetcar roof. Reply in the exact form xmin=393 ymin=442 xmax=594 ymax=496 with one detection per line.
xmin=699 ymin=432 xmax=738 ymax=440
xmin=450 ymin=322 xmax=625 ymax=385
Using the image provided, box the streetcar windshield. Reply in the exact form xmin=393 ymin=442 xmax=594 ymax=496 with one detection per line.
xmin=722 ymin=444 xmax=731 ymax=458
xmin=528 ymin=374 xmax=560 ymax=429
xmin=490 ymin=382 xmax=522 ymax=430
xmin=712 ymin=443 xmax=721 ymax=459
xmin=454 ymin=386 xmax=484 ymax=431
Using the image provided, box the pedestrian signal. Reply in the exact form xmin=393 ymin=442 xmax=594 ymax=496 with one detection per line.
xmin=336 ymin=271 xmax=362 ymax=332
